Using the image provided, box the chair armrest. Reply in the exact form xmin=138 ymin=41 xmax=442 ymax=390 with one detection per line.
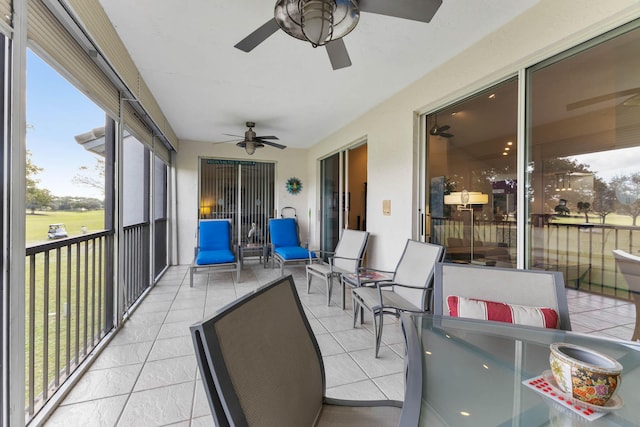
xmin=314 ymin=250 xmax=335 ymax=256
xmin=357 ymin=267 xmax=394 ymax=275
xmin=379 ymin=282 xmax=429 ymax=291
xmin=331 ymin=255 xmax=363 ymax=262
xmin=375 ymin=282 xmax=433 ymax=312
xmin=329 ymin=255 xmax=364 ymax=270
xmin=376 ymin=282 xmax=395 ymax=289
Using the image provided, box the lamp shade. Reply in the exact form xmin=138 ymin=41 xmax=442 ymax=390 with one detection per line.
xmin=444 ymin=191 xmax=489 ymax=206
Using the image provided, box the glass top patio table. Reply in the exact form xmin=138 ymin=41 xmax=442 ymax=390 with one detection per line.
xmin=399 ymin=314 xmax=640 ymax=427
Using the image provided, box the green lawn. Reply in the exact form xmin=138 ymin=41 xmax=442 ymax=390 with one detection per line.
xmin=26 ymin=210 xmax=105 ymax=244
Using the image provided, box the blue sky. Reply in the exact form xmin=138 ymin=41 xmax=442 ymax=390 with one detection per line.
xmin=26 ymin=49 xmax=105 ymax=199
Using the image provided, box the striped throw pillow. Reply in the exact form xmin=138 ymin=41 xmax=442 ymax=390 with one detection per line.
xmin=447 ymin=295 xmax=559 ymax=329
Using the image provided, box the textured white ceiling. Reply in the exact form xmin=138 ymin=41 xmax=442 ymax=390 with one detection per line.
xmin=98 ymin=0 xmax=539 ymax=149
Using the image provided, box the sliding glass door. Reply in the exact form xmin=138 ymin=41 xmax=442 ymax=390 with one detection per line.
xmin=426 ymin=79 xmax=518 ymax=267
xmin=527 ymin=22 xmax=640 ymax=296
xmin=199 ymin=159 xmax=275 ymax=246
xmin=320 ymin=143 xmax=367 ymax=252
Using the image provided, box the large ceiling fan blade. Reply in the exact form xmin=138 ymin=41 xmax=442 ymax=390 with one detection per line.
xmin=359 ymin=0 xmax=443 ymax=23
xmin=262 ymin=140 xmax=287 ymax=150
xmin=438 ymin=125 xmax=450 ymax=132
xmin=254 ymin=135 xmax=279 ymax=140
xmin=566 ymin=88 xmax=640 ymax=111
xmin=213 ymin=140 xmax=238 ymax=144
xmin=234 ymin=18 xmax=280 ymax=52
xmin=326 ymin=39 xmax=351 ymax=70
xmin=223 ymin=133 xmax=244 ymax=138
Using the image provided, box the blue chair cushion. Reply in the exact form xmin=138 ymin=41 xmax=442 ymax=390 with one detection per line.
xmin=199 ymin=220 xmax=231 ymax=251
xmin=269 ymin=218 xmax=299 ymax=248
xmin=196 ymin=249 xmax=236 ymax=265
xmin=274 ymin=246 xmax=317 ymax=261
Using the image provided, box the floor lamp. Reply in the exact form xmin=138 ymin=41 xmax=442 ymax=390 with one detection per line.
xmin=444 ymin=190 xmax=489 ymax=262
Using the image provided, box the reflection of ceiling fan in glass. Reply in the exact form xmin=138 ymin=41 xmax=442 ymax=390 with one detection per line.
xmin=566 ymin=87 xmax=640 ymax=110
xmin=429 ymin=114 xmax=454 ymax=138
xmin=234 ymin=0 xmax=443 ymax=70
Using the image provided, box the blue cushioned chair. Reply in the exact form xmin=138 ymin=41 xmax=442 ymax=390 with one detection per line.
xmin=269 ymin=218 xmax=317 ymax=275
xmin=190 ymin=219 xmax=240 ymax=287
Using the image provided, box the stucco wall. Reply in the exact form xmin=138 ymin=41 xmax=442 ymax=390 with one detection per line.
xmin=306 ymin=0 xmax=640 ymax=270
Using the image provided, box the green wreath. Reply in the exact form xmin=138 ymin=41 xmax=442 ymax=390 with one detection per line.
xmin=286 ymin=177 xmax=303 ymax=195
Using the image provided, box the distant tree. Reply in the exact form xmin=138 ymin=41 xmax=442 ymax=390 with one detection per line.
xmin=26 ymin=187 xmax=53 ymax=214
xmin=591 ymin=179 xmax=615 ymax=224
xmin=26 ymin=150 xmax=42 ymax=191
xmin=50 ymin=196 xmax=103 ymax=211
xmin=26 ymin=150 xmax=53 ymax=213
xmin=542 ymin=157 xmax=594 ymax=212
xmin=72 ymin=157 xmax=105 ymax=197
xmin=576 ymin=201 xmax=591 ymax=223
xmin=611 ymin=173 xmax=640 ymax=226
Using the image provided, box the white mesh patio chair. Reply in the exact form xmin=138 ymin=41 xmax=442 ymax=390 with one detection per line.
xmin=612 ymin=249 xmax=640 ymax=341
xmin=306 ymin=229 xmax=369 ymax=307
xmin=190 ymin=275 xmax=402 ymax=426
xmin=352 ymin=240 xmax=445 ymax=357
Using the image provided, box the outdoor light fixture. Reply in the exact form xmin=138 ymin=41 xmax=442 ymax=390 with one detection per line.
xmin=444 ymin=190 xmax=489 ymax=261
xmin=275 ymin=0 xmax=360 ymax=48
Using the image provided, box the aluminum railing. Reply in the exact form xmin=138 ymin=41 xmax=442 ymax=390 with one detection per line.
xmin=123 ymin=222 xmax=151 ymax=311
xmin=25 ymin=231 xmax=114 ymax=420
xmin=432 ymin=217 xmax=638 ymax=300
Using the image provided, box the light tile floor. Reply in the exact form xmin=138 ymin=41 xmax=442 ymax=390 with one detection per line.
xmin=43 ymin=263 xmax=638 ymax=426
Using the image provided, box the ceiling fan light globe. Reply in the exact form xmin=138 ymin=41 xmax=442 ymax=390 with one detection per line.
xmin=245 ymin=141 xmax=256 ymax=155
xmin=302 ymin=0 xmax=334 ymax=46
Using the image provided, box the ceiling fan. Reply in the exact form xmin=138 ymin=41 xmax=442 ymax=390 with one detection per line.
xmin=429 ymin=116 xmax=454 ymax=138
xmin=222 ymin=122 xmax=287 ymax=155
xmin=234 ymin=0 xmax=443 ymax=70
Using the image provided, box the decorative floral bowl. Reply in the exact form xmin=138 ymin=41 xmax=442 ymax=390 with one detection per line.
xmin=549 ymin=343 xmax=623 ymax=407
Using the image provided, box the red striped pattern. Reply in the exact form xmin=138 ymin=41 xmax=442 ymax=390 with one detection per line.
xmin=447 ymin=296 xmax=559 ymax=329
